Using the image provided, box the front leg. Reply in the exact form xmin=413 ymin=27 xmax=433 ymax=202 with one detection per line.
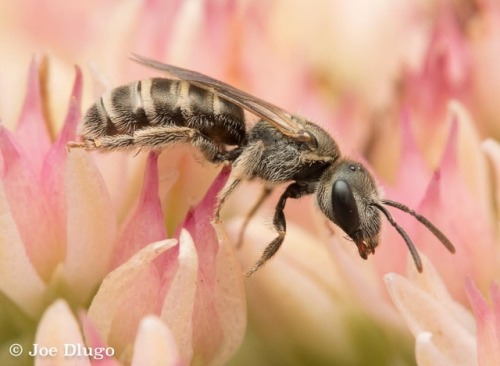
xmin=246 ymin=182 xmax=314 ymax=276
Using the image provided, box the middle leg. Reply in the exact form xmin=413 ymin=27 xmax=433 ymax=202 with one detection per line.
xmin=246 ymin=182 xmax=313 ymax=276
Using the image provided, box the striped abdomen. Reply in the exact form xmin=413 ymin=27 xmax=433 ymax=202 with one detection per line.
xmin=81 ymin=78 xmax=246 ymax=146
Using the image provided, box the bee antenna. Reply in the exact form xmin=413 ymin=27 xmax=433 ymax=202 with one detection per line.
xmin=382 ymin=199 xmax=455 ymax=254
xmin=371 ymin=202 xmax=423 ymax=272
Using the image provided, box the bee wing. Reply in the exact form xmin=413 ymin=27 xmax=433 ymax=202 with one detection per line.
xmin=130 ymin=54 xmax=313 ymax=143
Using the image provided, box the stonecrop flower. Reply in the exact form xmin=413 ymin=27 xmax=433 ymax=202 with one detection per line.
xmin=1 ymin=1 xmax=500 ymax=365
xmin=0 ymin=57 xmax=246 ymax=365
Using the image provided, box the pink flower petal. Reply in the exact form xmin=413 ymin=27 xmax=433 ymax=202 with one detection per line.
xmin=449 ymin=102 xmax=491 ymax=214
xmin=417 ymin=115 xmax=496 ymax=302
xmin=0 ymin=125 xmax=58 ymax=280
xmin=160 ymin=230 xmax=198 ymax=363
xmin=0 ymin=180 xmax=46 ymax=318
xmin=415 ymin=332 xmax=455 ymax=366
xmin=470 ymin=0 xmax=500 ymax=137
xmin=482 ymin=139 xmax=500 ymax=223
xmin=15 ymin=55 xmax=51 ymax=176
xmin=403 ymin=5 xmax=470 ymax=123
xmin=170 ymin=167 xmax=246 ymax=365
xmin=40 ymin=66 xmax=83 ymax=249
xmin=372 ymin=112 xmax=434 ymax=275
xmin=209 ymin=222 xmax=246 ymax=363
xmin=63 ymin=150 xmax=117 ymax=305
xmin=34 ymin=299 xmax=91 ymax=366
xmin=79 ymin=312 xmax=120 ymax=366
xmin=113 ymin=152 xmax=167 ymax=268
xmin=88 ymin=239 xmax=177 ymax=361
xmin=406 ymin=256 xmax=476 ymax=334
xmin=129 ymin=0 xmax=183 ymax=60
xmin=392 ymin=110 xmax=431 ymax=199
xmin=131 ymin=315 xmax=182 ymax=366
xmin=385 ymin=261 xmax=477 ymax=365
xmin=465 ymin=279 xmax=500 ymax=366
xmin=235 ymin=218 xmax=373 ymax=361
xmin=492 ymin=284 xmax=500 ymax=343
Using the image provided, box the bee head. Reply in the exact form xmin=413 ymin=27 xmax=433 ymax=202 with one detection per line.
xmin=316 ymin=159 xmax=455 ymax=271
xmin=317 ymin=160 xmax=382 ymax=260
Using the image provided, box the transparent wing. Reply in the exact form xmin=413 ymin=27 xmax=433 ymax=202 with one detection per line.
xmin=130 ymin=54 xmax=313 ymax=143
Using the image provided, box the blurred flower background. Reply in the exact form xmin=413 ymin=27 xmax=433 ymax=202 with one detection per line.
xmin=0 ymin=0 xmax=499 ymax=365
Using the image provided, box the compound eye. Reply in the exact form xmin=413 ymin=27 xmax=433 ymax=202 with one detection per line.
xmin=332 ymin=180 xmax=360 ymax=234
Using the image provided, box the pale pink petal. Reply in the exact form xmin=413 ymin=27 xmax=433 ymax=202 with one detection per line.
xmin=406 ymin=256 xmax=475 ymax=334
xmin=415 ymin=332 xmax=455 ymax=366
xmin=14 ymin=55 xmax=51 ymax=176
xmin=113 ymin=152 xmax=167 ymax=268
xmin=465 ymin=279 xmax=500 ymax=366
xmin=481 ymin=139 xmax=500 ymax=223
xmin=449 ymin=101 xmax=491 ymax=215
xmin=372 ymin=112 xmax=433 ymax=275
xmin=167 ymin=0 xmax=204 ymax=65
xmin=470 ymin=0 xmax=500 ymax=137
xmin=385 ymin=262 xmax=477 ymax=365
xmin=419 ymin=4 xmax=470 ymax=99
xmin=88 ymin=0 xmax=144 ymax=77
xmin=0 ymin=180 xmax=46 ymax=318
xmin=492 ymin=284 xmax=500 ymax=344
xmin=392 ymin=110 xmax=431 ymax=198
xmin=417 ymin=116 xmax=496 ymax=301
xmin=175 ymin=167 xmax=246 ymax=365
xmin=88 ymin=239 xmax=177 ymax=360
xmin=79 ymin=312 xmax=121 ymax=366
xmin=34 ymin=299 xmax=90 ymax=366
xmin=160 ymin=230 xmax=198 ymax=363
xmin=40 ymin=66 xmax=82 ymax=249
xmin=157 ymin=146 xmax=219 ymax=229
xmin=401 ymin=5 xmax=471 ymax=158
xmin=235 ymin=218 xmax=370 ymax=361
xmin=326 ymin=229 xmax=410 ymax=327
xmin=210 ymin=222 xmax=246 ymax=364
xmin=129 ymin=0 xmax=183 ymax=60
xmin=0 ymin=126 xmax=57 ymax=280
xmin=131 ymin=315 xmax=183 ymax=366
xmin=63 ymin=150 xmax=117 ymax=305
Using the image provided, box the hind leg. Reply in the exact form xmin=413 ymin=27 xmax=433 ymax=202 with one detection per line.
xmin=236 ymin=186 xmax=273 ymax=248
xmin=67 ymin=126 xmax=226 ymax=163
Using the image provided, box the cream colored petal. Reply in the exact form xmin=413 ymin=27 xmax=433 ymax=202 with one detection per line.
xmin=415 ymin=332 xmax=456 ymax=366
xmin=448 ymin=101 xmax=490 ymax=216
xmin=160 ymin=229 xmax=198 ymax=363
xmin=0 ymin=180 xmax=46 ymax=318
xmin=385 ymin=271 xmax=477 ymax=365
xmin=406 ymin=255 xmax=476 ymax=334
xmin=63 ymin=150 xmax=117 ymax=305
xmin=88 ymin=239 xmax=176 ymax=344
xmin=482 ymin=139 xmax=500 ymax=228
xmin=210 ymin=223 xmax=246 ymax=365
xmin=169 ymin=0 xmax=204 ymax=65
xmin=131 ymin=315 xmax=181 ymax=366
xmin=235 ymin=219 xmax=358 ymax=362
xmin=34 ymin=299 xmax=90 ymax=366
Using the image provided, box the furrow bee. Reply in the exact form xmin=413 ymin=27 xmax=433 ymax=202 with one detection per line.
xmin=68 ymin=54 xmax=455 ymax=276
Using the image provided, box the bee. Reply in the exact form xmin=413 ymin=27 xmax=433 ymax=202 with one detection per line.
xmin=69 ymin=54 xmax=455 ymax=276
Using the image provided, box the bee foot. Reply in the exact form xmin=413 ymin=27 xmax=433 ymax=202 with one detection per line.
xmin=66 ymin=141 xmax=85 ymax=151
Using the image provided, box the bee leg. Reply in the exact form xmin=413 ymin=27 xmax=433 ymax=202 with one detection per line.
xmin=76 ymin=126 xmax=226 ymax=163
xmin=246 ymin=182 xmax=312 ymax=276
xmin=236 ymin=186 xmax=273 ymax=248
xmin=213 ymin=177 xmax=241 ymax=223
